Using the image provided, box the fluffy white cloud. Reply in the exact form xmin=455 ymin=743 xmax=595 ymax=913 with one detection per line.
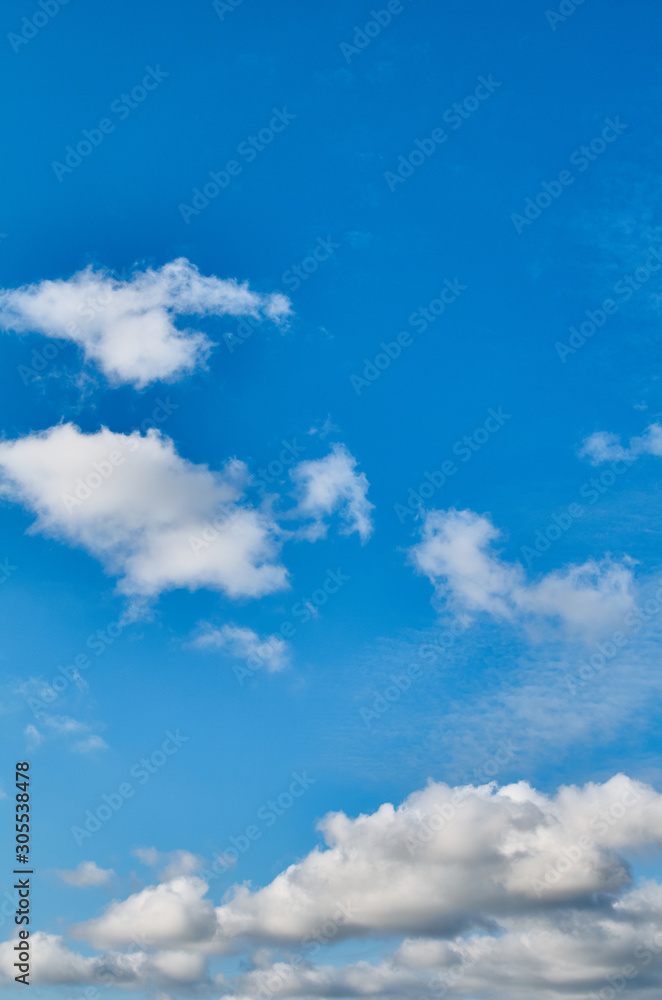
xmin=409 ymin=508 xmax=634 ymax=634
xmin=0 ymin=258 xmax=291 ymax=386
xmin=24 ymin=713 xmax=107 ymax=754
xmin=71 ymin=877 xmax=219 ymax=951
xmin=191 ymin=623 xmax=290 ymax=672
xmin=581 ymin=422 xmax=662 ymax=463
xmin=55 ymin=861 xmax=114 ymax=887
xmin=70 ymin=774 xmax=662 ymax=954
xmin=291 ymin=443 xmax=374 ymax=541
xmin=0 ymin=931 xmax=208 ymax=990
xmin=7 ymin=776 xmax=662 ymax=997
xmin=0 ymin=426 xmax=372 ymax=602
xmin=0 ymin=423 xmax=287 ymax=600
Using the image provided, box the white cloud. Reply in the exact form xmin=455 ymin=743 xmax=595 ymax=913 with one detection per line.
xmin=55 ymin=861 xmax=114 ymax=888
xmin=69 ymin=774 xmax=662 ymax=954
xmin=0 ymin=427 xmax=372 ymax=603
xmin=71 ymin=876 xmax=219 ymax=951
xmin=0 ymin=423 xmax=287 ymax=600
xmin=291 ymin=443 xmax=374 ymax=542
xmin=191 ymin=623 xmax=290 ymax=673
xmin=24 ymin=713 xmax=107 ymax=754
xmin=581 ymin=421 xmax=662 ymax=463
xmin=133 ymin=848 xmax=204 ymax=881
xmin=0 ymin=931 xmax=208 ymax=991
xmin=0 ymin=258 xmax=291 ymax=387
xmin=409 ymin=508 xmax=634 ymax=634
xmin=9 ymin=776 xmax=662 ymax=997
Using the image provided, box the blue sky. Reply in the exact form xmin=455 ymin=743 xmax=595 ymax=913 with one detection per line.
xmin=2 ymin=1 xmax=662 ymax=998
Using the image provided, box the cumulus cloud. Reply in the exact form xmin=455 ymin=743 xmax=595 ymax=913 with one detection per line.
xmin=0 ymin=931 xmax=209 ymax=991
xmin=581 ymin=421 xmax=662 ymax=464
xmin=191 ymin=623 xmax=290 ymax=673
xmin=0 ymin=423 xmax=287 ymax=600
xmin=55 ymin=861 xmax=114 ymax=888
xmin=69 ymin=774 xmax=662 ymax=954
xmin=0 ymin=258 xmax=291 ymax=387
xmin=0 ymin=426 xmax=372 ymax=603
xmin=71 ymin=877 xmax=219 ymax=951
xmin=6 ymin=776 xmax=662 ymax=997
xmin=291 ymin=443 xmax=374 ymax=542
xmin=409 ymin=508 xmax=634 ymax=634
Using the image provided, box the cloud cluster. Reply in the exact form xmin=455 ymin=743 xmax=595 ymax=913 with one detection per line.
xmin=9 ymin=774 xmax=662 ymax=998
xmin=409 ymin=508 xmax=634 ymax=634
xmin=581 ymin=421 xmax=662 ymax=464
xmin=0 ymin=425 xmax=372 ymax=603
xmin=291 ymin=443 xmax=374 ymax=542
xmin=0 ymin=258 xmax=291 ymax=386
xmin=191 ymin=623 xmax=290 ymax=672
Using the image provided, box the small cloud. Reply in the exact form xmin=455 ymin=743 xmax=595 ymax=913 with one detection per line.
xmin=132 ymin=848 xmax=204 ymax=880
xmin=55 ymin=861 xmax=114 ymax=888
xmin=190 ymin=623 xmax=290 ymax=674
